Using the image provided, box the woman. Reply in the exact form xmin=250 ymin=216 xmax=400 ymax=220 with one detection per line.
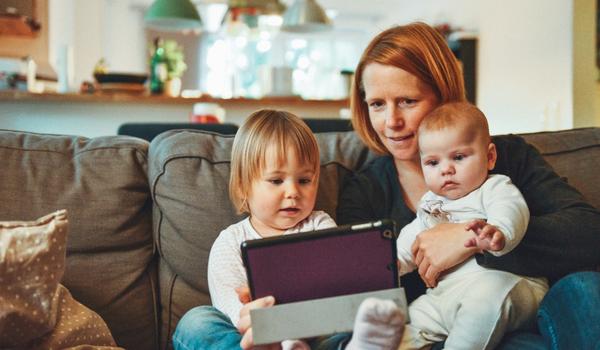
xmin=337 ymin=22 xmax=600 ymax=349
xmin=174 ymin=22 xmax=600 ymax=350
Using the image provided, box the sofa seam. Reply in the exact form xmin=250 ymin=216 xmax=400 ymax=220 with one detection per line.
xmin=166 ymin=271 xmax=178 ymax=350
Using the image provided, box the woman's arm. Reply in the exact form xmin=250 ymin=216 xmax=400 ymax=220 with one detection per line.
xmin=484 ymin=136 xmax=600 ymax=281
xmin=337 ymin=158 xmax=476 ymax=292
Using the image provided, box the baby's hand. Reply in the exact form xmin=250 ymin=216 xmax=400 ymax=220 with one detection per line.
xmin=464 ymin=220 xmax=505 ymax=252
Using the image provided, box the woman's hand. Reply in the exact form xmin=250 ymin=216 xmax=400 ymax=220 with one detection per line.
xmin=235 ymin=286 xmax=279 ymax=350
xmin=411 ymin=222 xmax=479 ymax=288
xmin=464 ymin=219 xmax=506 ymax=252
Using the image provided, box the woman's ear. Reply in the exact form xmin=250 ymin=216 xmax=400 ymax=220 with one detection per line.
xmin=487 ymin=143 xmax=497 ymax=170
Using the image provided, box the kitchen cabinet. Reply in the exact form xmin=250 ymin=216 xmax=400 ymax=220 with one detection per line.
xmin=0 ymin=0 xmax=40 ymax=37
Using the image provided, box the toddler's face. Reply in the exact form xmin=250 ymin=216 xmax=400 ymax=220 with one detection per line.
xmin=419 ymin=127 xmax=496 ymax=200
xmin=247 ymin=146 xmax=318 ymax=237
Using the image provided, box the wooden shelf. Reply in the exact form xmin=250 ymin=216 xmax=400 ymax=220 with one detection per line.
xmin=0 ymin=90 xmax=350 ymax=108
xmin=0 ymin=16 xmax=40 ymax=37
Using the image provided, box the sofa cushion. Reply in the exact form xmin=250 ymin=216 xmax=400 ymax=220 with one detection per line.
xmin=148 ymin=129 xmax=374 ymax=347
xmin=0 ymin=130 xmax=157 ymax=350
xmin=0 ymin=210 xmax=69 ymax=346
xmin=520 ymin=128 xmax=600 ymax=210
xmin=0 ymin=210 xmax=122 ymax=349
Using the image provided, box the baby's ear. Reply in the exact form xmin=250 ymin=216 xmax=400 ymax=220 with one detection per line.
xmin=487 ymin=143 xmax=497 ymax=170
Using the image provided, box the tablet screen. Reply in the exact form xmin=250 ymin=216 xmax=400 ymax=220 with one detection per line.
xmin=242 ymin=220 xmax=398 ymax=304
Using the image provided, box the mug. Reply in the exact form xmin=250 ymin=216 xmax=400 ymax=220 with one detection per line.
xmin=190 ymin=103 xmax=226 ymax=123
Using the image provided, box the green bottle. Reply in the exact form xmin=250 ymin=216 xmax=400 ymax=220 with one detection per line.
xmin=150 ymin=37 xmax=167 ymax=94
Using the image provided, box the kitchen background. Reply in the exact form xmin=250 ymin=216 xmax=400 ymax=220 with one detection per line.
xmin=0 ymin=0 xmax=598 ymax=137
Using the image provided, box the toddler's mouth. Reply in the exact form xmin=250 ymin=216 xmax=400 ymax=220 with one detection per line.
xmin=280 ymin=207 xmax=300 ymax=213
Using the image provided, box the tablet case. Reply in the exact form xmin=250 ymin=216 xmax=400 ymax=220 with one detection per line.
xmin=241 ymin=219 xmax=399 ymax=304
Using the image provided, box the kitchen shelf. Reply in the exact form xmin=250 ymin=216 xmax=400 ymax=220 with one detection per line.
xmin=0 ymin=90 xmax=349 ymax=108
xmin=0 ymin=16 xmax=40 ymax=37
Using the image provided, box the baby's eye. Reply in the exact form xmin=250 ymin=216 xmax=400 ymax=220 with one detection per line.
xmin=454 ymin=154 xmax=465 ymax=161
xmin=268 ymin=179 xmax=283 ymax=185
xmin=425 ymin=160 xmax=438 ymax=167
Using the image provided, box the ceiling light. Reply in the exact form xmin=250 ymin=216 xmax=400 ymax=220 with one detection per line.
xmin=144 ymin=0 xmax=203 ymax=32
xmin=281 ymin=0 xmax=331 ymax=33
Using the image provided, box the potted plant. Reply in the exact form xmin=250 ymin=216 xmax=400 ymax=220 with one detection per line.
xmin=159 ymin=39 xmax=187 ymax=97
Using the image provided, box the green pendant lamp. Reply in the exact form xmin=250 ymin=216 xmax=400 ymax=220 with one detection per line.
xmin=145 ymin=0 xmax=202 ymax=32
xmin=281 ymin=0 xmax=331 ymax=33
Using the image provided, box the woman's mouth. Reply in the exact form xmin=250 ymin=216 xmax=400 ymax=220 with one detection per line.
xmin=387 ymin=134 xmax=414 ymax=143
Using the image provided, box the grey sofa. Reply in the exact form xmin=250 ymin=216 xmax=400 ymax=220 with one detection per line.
xmin=1 ymin=127 xmax=599 ymax=350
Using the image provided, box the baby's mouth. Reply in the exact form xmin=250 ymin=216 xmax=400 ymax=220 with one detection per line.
xmin=442 ymin=181 xmax=458 ymax=189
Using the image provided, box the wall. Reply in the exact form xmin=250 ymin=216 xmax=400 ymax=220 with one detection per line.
xmin=368 ymin=0 xmax=577 ymax=134
xmin=0 ymin=99 xmax=345 ymax=137
xmin=573 ymin=0 xmax=599 ymax=127
xmin=2 ymin=0 xmax=598 ymax=137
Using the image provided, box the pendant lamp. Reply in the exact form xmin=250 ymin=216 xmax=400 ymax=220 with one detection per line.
xmin=281 ymin=0 xmax=331 ymax=32
xmin=144 ymin=0 xmax=202 ymax=32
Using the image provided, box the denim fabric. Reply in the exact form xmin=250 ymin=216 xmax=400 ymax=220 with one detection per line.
xmin=537 ymin=271 xmax=600 ymax=350
xmin=497 ymin=331 xmax=546 ymax=350
xmin=172 ymin=306 xmax=242 ymax=350
xmin=173 ymin=271 xmax=600 ymax=350
xmin=172 ymin=305 xmax=351 ymax=350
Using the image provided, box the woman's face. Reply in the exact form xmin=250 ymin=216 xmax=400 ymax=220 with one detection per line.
xmin=362 ymin=63 xmax=440 ymax=162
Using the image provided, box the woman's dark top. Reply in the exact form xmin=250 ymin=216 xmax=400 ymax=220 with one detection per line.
xmin=337 ymin=134 xmax=600 ymax=303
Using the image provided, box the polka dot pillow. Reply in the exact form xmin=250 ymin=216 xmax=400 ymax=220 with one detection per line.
xmin=0 ymin=210 xmax=120 ymax=349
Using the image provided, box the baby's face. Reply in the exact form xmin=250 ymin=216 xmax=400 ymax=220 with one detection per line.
xmin=419 ymin=127 xmax=496 ymax=200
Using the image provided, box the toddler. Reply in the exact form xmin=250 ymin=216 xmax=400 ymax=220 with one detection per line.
xmin=397 ymin=102 xmax=549 ymax=349
xmin=208 ymin=109 xmax=404 ymax=350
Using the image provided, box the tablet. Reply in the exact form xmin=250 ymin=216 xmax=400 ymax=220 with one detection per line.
xmin=241 ymin=219 xmax=399 ymax=304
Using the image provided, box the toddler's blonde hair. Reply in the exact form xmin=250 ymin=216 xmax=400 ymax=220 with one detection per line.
xmin=229 ymin=109 xmax=320 ymax=214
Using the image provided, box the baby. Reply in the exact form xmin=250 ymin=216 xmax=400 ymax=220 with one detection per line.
xmin=396 ymin=102 xmax=549 ymax=349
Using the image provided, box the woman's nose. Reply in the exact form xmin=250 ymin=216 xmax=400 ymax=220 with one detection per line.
xmin=385 ymin=107 xmax=404 ymax=128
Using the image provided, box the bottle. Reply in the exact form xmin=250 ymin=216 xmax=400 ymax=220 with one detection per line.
xmin=149 ymin=37 xmax=167 ymax=94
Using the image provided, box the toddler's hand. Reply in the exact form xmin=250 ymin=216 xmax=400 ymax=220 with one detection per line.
xmin=464 ymin=219 xmax=505 ymax=252
xmin=235 ymin=286 xmax=278 ymax=350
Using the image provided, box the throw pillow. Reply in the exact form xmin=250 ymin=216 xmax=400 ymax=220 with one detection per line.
xmin=0 ymin=210 xmax=121 ymax=349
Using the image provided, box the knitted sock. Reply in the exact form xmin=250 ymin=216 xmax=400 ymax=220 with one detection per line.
xmin=345 ymin=297 xmax=405 ymax=350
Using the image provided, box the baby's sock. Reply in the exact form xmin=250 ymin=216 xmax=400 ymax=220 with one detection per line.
xmin=281 ymin=339 xmax=311 ymax=350
xmin=345 ymin=297 xmax=405 ymax=350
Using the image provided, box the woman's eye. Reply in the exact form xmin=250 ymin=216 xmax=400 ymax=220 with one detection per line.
xmin=368 ymin=101 xmax=384 ymax=110
xmin=400 ymin=99 xmax=416 ymax=106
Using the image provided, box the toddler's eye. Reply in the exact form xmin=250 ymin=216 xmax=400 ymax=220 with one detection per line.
xmin=425 ymin=160 xmax=438 ymax=167
xmin=268 ymin=179 xmax=283 ymax=185
xmin=454 ymin=154 xmax=465 ymax=161
xmin=299 ymin=178 xmax=312 ymax=184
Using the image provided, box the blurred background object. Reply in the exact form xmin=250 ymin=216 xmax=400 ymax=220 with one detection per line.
xmin=144 ymin=0 xmax=202 ymax=32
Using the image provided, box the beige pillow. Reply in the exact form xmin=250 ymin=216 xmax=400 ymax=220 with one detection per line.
xmin=0 ymin=210 xmax=120 ymax=349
